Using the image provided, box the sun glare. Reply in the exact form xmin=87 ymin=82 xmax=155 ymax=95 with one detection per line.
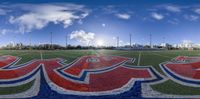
xmin=96 ymin=39 xmax=104 ymax=46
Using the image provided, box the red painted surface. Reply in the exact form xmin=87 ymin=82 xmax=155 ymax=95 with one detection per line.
xmin=0 ymin=55 xmax=152 ymax=92
xmin=0 ymin=56 xmax=17 ymax=68
xmin=175 ymin=56 xmax=200 ymax=62
xmin=166 ymin=56 xmax=200 ymax=79
xmin=89 ymin=66 xmax=151 ymax=91
xmin=175 ymin=56 xmax=187 ymax=61
xmin=63 ymin=55 xmax=130 ymax=76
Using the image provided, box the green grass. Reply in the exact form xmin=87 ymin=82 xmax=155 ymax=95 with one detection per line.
xmin=0 ymin=79 xmax=35 ymax=95
xmin=151 ymin=80 xmax=200 ymax=95
xmin=0 ymin=49 xmax=200 ymax=95
xmin=42 ymin=50 xmax=93 ymax=63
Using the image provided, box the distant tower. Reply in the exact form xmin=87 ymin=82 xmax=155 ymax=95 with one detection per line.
xmin=117 ymin=36 xmax=119 ymax=48
xmin=150 ymin=33 xmax=152 ymax=48
xmin=129 ymin=34 xmax=132 ymax=48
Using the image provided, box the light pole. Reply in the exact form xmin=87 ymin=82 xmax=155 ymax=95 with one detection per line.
xmin=149 ymin=33 xmax=152 ymax=48
xmin=50 ymin=32 xmax=53 ymax=49
xmin=117 ymin=36 xmax=119 ymax=48
xmin=29 ymin=33 xmax=32 ymax=50
xmin=130 ymin=33 xmax=132 ymax=48
xmin=66 ymin=33 xmax=68 ymax=49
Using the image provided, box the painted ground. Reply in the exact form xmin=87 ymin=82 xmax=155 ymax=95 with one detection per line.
xmin=0 ymin=50 xmax=199 ymax=99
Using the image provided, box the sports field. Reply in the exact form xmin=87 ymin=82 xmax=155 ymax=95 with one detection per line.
xmin=0 ymin=49 xmax=199 ymax=98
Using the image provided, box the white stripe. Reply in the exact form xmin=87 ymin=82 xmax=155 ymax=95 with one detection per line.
xmin=151 ymin=52 xmax=172 ymax=58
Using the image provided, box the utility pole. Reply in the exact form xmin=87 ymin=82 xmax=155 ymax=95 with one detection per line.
xmin=29 ymin=33 xmax=32 ymax=50
xmin=129 ymin=34 xmax=132 ymax=48
xmin=150 ymin=33 xmax=152 ymax=48
xmin=13 ymin=35 xmax=16 ymax=50
xmin=13 ymin=35 xmax=16 ymax=47
xmin=88 ymin=41 xmax=90 ymax=47
xmin=163 ymin=37 xmax=165 ymax=44
xmin=50 ymin=32 xmax=53 ymax=49
xmin=163 ymin=37 xmax=166 ymax=48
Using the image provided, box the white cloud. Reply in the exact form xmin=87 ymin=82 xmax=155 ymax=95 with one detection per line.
xmin=115 ymin=13 xmax=131 ymax=20
xmin=8 ymin=3 xmax=89 ymax=33
xmin=182 ymin=40 xmax=192 ymax=44
xmin=0 ymin=29 xmax=7 ymax=35
xmin=102 ymin=23 xmax=106 ymax=27
xmin=151 ymin=12 xmax=164 ymax=20
xmin=168 ymin=18 xmax=179 ymax=25
xmin=156 ymin=4 xmax=181 ymax=13
xmin=165 ymin=5 xmax=181 ymax=12
xmin=194 ymin=8 xmax=200 ymax=14
xmin=0 ymin=8 xmax=7 ymax=15
xmin=184 ymin=14 xmax=199 ymax=21
xmin=125 ymin=42 xmax=130 ymax=45
xmin=0 ymin=29 xmax=16 ymax=36
xmin=70 ymin=30 xmax=95 ymax=45
xmin=103 ymin=6 xmax=133 ymax=20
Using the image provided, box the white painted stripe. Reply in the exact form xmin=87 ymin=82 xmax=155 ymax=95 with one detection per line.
xmin=151 ymin=52 xmax=172 ymax=58
xmin=196 ymin=68 xmax=200 ymax=71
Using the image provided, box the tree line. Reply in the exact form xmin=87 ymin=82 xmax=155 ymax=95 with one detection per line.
xmin=0 ymin=43 xmax=115 ymax=50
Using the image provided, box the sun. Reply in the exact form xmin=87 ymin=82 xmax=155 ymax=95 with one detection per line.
xmin=96 ymin=39 xmax=104 ymax=46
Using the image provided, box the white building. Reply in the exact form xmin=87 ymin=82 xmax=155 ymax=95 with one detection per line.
xmin=160 ymin=43 xmax=167 ymax=47
xmin=176 ymin=40 xmax=200 ymax=49
xmin=179 ymin=40 xmax=193 ymax=48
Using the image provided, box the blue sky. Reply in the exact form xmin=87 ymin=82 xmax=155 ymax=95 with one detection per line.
xmin=0 ymin=0 xmax=200 ymax=47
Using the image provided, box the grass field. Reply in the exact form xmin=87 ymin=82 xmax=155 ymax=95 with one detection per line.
xmin=0 ymin=49 xmax=200 ymax=95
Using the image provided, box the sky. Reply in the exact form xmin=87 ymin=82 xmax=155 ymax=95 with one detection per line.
xmin=0 ymin=0 xmax=200 ymax=47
